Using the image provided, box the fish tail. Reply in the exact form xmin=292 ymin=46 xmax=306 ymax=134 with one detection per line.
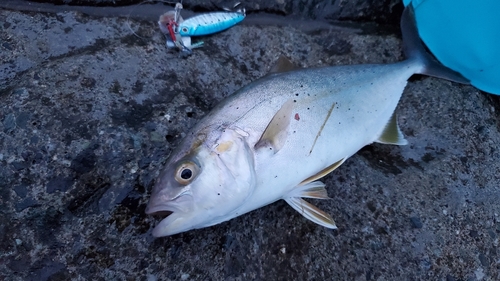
xmin=401 ymin=5 xmax=469 ymax=84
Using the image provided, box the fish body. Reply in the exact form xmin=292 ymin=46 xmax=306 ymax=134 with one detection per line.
xmin=201 ymin=63 xmax=419 ymax=204
xmin=145 ymin=6 xmax=468 ymax=237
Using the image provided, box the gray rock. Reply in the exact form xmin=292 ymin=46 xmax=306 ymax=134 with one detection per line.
xmin=1 ymin=0 xmax=403 ymax=24
xmin=1 ymin=2 xmax=499 ymax=281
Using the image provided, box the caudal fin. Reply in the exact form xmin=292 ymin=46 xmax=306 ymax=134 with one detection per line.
xmin=401 ymin=5 xmax=469 ymax=84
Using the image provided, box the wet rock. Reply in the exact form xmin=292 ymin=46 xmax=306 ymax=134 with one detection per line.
xmin=2 ymin=0 xmax=403 ymax=24
xmin=0 ymin=3 xmax=499 ymax=281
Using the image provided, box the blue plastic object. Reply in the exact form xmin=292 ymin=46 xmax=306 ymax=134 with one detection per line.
xmin=403 ymin=0 xmax=500 ymax=94
xmin=178 ymin=11 xmax=245 ymax=37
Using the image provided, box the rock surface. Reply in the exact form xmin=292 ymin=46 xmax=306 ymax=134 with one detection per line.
xmin=1 ymin=1 xmax=499 ymax=281
xmin=8 ymin=0 xmax=403 ymax=24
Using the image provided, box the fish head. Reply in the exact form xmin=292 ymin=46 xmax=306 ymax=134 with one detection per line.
xmin=146 ymin=127 xmax=256 ymax=237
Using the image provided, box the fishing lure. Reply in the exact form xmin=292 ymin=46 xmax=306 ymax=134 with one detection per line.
xmin=158 ymin=3 xmax=203 ymax=56
xmin=177 ymin=5 xmax=245 ymax=37
xmin=157 ymin=2 xmax=244 ymax=56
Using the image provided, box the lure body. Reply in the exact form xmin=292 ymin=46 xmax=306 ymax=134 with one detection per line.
xmin=178 ymin=11 xmax=245 ymax=37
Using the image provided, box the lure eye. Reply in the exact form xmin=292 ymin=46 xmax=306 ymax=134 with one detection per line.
xmin=181 ymin=27 xmax=189 ymax=33
xmin=174 ymin=161 xmax=198 ymax=185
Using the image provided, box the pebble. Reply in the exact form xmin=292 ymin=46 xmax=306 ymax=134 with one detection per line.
xmin=446 ymin=275 xmax=456 ymax=281
xmin=410 ymin=217 xmax=423 ymax=229
xmin=3 ymin=113 xmax=16 ymax=133
xmin=475 ymin=267 xmax=485 ymax=280
xmin=487 ymin=229 xmax=497 ymax=239
xmin=478 ymin=253 xmax=488 ymax=267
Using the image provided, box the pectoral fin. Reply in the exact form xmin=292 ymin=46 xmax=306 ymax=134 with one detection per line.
xmin=255 ymin=99 xmax=294 ymax=153
xmin=284 ymin=197 xmax=337 ymax=229
xmin=376 ymin=112 xmax=408 ymax=145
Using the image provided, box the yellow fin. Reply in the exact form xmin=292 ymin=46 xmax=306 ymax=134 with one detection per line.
xmin=268 ymin=56 xmax=297 ymax=74
xmin=284 ymin=197 xmax=337 ymax=229
xmin=254 ymin=99 xmax=294 ymax=153
xmin=300 ymin=157 xmax=346 ymax=185
xmin=376 ymin=112 xmax=408 ymax=145
xmin=287 ymin=181 xmax=329 ymax=199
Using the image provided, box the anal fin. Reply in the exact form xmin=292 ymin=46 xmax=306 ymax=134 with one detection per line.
xmin=376 ymin=112 xmax=408 ymax=145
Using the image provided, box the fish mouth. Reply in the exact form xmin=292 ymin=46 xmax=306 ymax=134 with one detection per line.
xmin=145 ymin=194 xmax=195 ymax=236
xmin=145 ymin=195 xmax=191 ymax=216
xmin=145 ymin=202 xmax=192 ymax=237
xmin=148 ymin=210 xmax=173 ymax=218
xmin=146 ymin=206 xmax=180 ymax=237
xmin=145 ymin=205 xmax=179 ymax=221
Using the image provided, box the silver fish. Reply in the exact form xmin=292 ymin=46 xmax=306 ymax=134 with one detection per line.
xmin=145 ymin=6 xmax=468 ymax=237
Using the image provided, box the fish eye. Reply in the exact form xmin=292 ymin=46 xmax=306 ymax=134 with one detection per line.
xmin=180 ymin=168 xmax=192 ymax=179
xmin=174 ymin=161 xmax=198 ymax=185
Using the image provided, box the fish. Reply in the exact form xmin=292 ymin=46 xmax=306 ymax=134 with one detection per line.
xmin=145 ymin=6 xmax=468 ymax=237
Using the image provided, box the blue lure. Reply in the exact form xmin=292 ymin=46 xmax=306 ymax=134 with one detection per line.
xmin=178 ymin=10 xmax=245 ymax=37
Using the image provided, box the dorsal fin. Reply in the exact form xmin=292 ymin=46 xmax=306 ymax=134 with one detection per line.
xmin=254 ymin=99 xmax=294 ymax=153
xmin=376 ymin=112 xmax=408 ymax=145
xmin=269 ymin=56 xmax=297 ymax=74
